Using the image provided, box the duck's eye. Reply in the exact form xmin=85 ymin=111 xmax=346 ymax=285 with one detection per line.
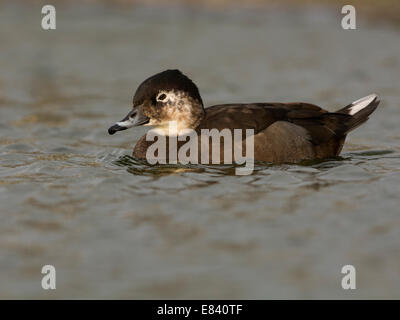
xmin=157 ymin=93 xmax=167 ymax=101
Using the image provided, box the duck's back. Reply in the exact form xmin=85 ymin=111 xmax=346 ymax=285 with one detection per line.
xmin=195 ymin=102 xmax=347 ymax=163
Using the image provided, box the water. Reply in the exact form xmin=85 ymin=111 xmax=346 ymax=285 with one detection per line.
xmin=0 ymin=3 xmax=400 ymax=298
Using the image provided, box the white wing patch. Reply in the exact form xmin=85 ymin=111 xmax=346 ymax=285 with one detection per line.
xmin=348 ymin=94 xmax=377 ymax=115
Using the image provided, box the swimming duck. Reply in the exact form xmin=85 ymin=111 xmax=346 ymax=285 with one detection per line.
xmin=108 ymin=69 xmax=380 ymax=164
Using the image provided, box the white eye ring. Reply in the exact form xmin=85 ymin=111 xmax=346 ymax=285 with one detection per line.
xmin=156 ymin=92 xmax=168 ymax=102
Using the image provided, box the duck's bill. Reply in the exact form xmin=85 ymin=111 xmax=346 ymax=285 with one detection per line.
xmin=108 ymin=107 xmax=149 ymax=135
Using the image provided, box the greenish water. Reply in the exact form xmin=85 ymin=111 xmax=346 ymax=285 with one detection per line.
xmin=0 ymin=3 xmax=400 ymax=298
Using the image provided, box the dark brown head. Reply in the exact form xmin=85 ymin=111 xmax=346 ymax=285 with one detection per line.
xmin=108 ymin=69 xmax=204 ymax=135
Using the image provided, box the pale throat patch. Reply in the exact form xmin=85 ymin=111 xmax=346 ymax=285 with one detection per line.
xmin=145 ymin=119 xmax=193 ymax=136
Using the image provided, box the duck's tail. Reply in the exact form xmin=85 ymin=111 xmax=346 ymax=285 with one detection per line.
xmin=335 ymin=93 xmax=380 ymax=134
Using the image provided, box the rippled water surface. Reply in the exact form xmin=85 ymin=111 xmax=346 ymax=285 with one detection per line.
xmin=1 ymin=3 xmax=400 ymax=298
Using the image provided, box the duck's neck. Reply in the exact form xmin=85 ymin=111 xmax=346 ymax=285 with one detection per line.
xmin=151 ymin=102 xmax=205 ymax=136
xmin=188 ymin=102 xmax=205 ymax=130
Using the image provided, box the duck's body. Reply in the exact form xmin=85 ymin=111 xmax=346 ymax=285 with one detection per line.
xmin=109 ymin=70 xmax=380 ymax=164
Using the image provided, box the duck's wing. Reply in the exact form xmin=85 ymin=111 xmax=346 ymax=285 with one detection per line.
xmin=200 ymin=103 xmax=353 ymax=145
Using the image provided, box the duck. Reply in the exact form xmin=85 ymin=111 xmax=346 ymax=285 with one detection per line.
xmin=108 ymin=69 xmax=380 ymax=164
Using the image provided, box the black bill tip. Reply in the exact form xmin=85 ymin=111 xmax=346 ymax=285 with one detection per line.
xmin=108 ymin=124 xmax=127 ymax=135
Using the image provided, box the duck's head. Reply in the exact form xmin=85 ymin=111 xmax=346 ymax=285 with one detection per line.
xmin=108 ymin=69 xmax=204 ymax=136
